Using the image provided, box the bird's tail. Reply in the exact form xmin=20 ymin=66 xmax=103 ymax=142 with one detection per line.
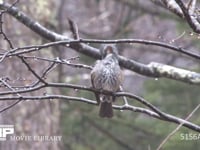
xmin=99 ymin=96 xmax=113 ymax=118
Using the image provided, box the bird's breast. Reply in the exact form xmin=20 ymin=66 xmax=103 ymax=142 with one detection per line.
xmin=98 ymin=67 xmax=120 ymax=91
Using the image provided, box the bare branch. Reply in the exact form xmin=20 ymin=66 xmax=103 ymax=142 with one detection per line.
xmin=0 ymin=100 xmax=23 ymax=113
xmin=149 ymin=0 xmax=200 ymax=33
xmin=187 ymin=0 xmax=196 ymax=15
xmin=20 ymin=56 xmax=47 ymax=84
xmin=0 ymin=0 xmax=19 ymax=49
xmin=0 ymin=93 xmax=199 ymax=132
xmin=0 ymin=78 xmax=21 ymax=97
xmin=161 ymin=0 xmax=183 ymax=17
xmin=0 ymin=3 xmax=199 ymax=70
xmin=0 ymin=76 xmax=199 ymax=132
xmin=119 ymin=86 xmax=129 ymax=106
xmin=148 ymin=62 xmax=200 ymax=84
xmin=174 ymin=0 xmax=200 ymax=33
xmin=1 ymin=39 xmax=200 ymax=84
xmin=0 ymin=77 xmax=23 ymax=113
xmin=3 ymin=38 xmax=200 ymax=61
xmin=41 ymin=62 xmax=57 ymax=79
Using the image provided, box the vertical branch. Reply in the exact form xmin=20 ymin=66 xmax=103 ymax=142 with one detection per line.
xmin=68 ymin=18 xmax=79 ymax=40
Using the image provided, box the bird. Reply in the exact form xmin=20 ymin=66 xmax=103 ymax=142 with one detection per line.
xmin=91 ymin=44 xmax=123 ymax=118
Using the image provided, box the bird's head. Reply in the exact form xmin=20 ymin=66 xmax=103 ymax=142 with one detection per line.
xmin=100 ymin=44 xmax=118 ymax=59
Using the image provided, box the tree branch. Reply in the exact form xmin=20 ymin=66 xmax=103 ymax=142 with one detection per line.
xmin=0 ymin=93 xmax=199 ymax=132
xmin=0 ymin=2 xmax=200 ymax=85
xmin=175 ymin=0 xmax=200 ymax=33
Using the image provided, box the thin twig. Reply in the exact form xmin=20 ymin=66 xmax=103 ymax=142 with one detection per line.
xmin=119 ymin=86 xmax=129 ymax=106
xmin=23 ymin=55 xmax=92 ymax=70
xmin=20 ymin=56 xmax=47 ymax=84
xmin=41 ymin=61 xmax=57 ymax=79
xmin=0 ymin=100 xmax=23 ymax=113
xmin=0 ymin=77 xmax=23 ymax=113
xmin=2 ymin=38 xmax=200 ymax=60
